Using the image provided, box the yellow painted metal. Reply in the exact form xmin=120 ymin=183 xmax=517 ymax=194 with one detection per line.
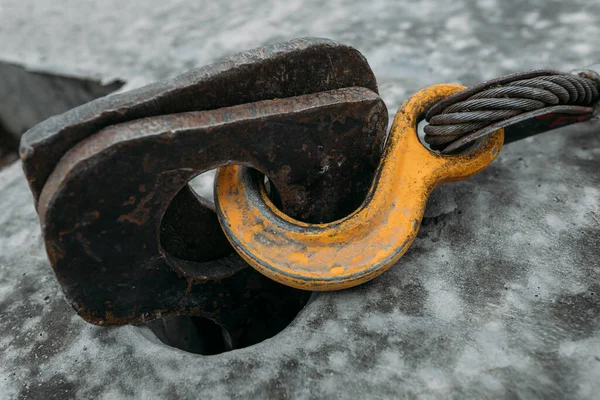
xmin=215 ymin=84 xmax=504 ymax=290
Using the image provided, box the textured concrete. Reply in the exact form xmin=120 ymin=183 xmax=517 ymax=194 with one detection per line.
xmin=0 ymin=0 xmax=599 ymax=399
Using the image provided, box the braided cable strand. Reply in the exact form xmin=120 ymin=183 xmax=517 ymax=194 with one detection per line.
xmin=424 ymin=70 xmax=600 ymax=149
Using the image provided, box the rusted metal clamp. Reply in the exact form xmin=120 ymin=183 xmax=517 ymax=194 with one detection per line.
xmin=20 ymin=38 xmax=388 ymax=325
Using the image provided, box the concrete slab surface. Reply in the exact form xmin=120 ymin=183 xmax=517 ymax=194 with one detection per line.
xmin=0 ymin=0 xmax=599 ymax=398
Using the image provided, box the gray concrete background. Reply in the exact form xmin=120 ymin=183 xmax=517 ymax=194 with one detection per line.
xmin=0 ymin=0 xmax=599 ymax=399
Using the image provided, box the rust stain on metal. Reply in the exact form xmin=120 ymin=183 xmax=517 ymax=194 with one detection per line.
xmin=117 ymin=193 xmax=153 ymax=225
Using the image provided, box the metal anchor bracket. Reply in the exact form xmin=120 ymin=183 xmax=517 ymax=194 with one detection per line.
xmin=21 ymin=38 xmax=388 ymax=325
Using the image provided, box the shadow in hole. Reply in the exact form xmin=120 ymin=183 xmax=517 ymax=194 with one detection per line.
xmin=145 ymin=289 xmax=312 ymax=355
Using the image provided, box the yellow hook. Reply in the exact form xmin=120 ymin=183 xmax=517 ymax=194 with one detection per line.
xmin=215 ymin=84 xmax=504 ymax=290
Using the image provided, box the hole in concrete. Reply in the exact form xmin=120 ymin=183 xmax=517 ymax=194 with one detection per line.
xmin=146 ymin=316 xmax=233 ymax=355
xmin=0 ymin=60 xmax=124 ymax=171
xmin=145 ymin=286 xmax=312 ymax=355
xmin=158 ymin=170 xmax=311 ymax=356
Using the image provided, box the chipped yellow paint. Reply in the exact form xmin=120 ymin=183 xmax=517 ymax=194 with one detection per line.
xmin=216 ymin=84 xmax=504 ymax=291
